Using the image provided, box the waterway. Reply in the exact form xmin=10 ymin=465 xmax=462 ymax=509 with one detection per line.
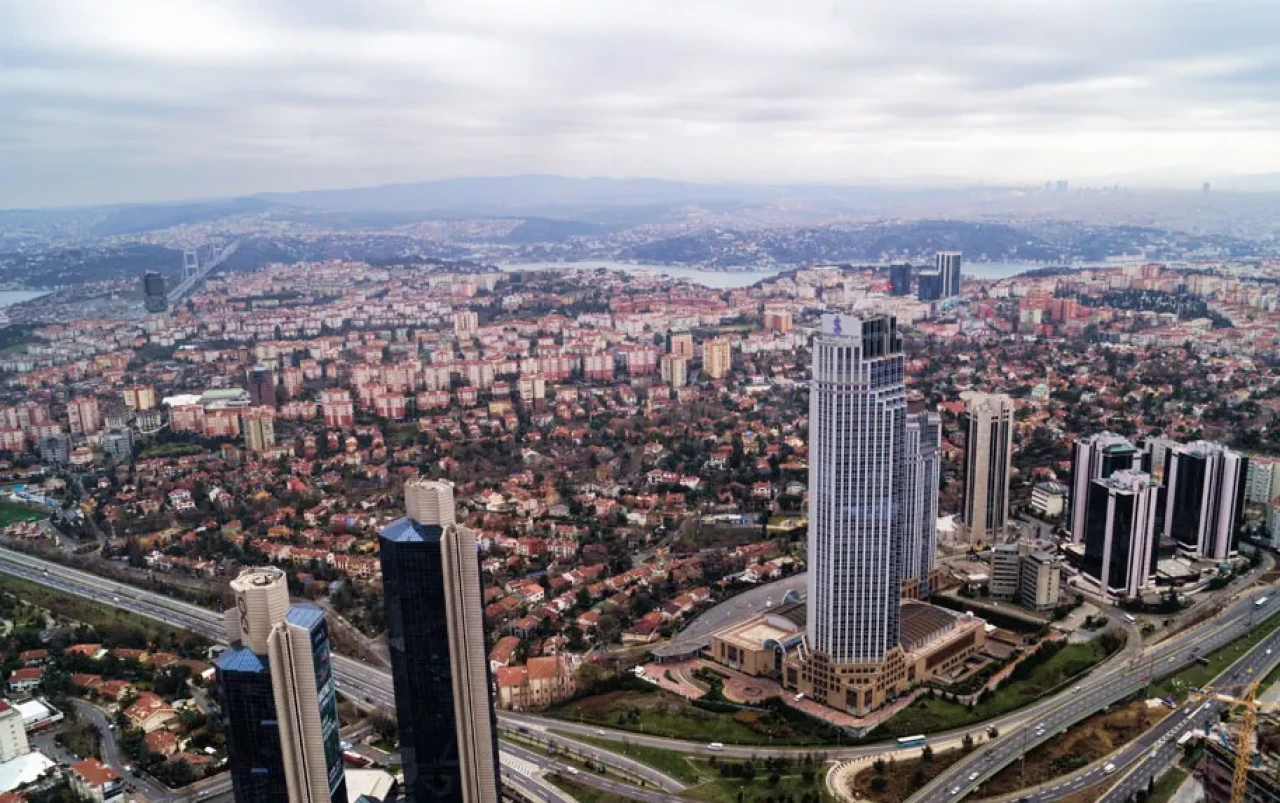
xmin=499 ymin=260 xmax=1086 ymax=288
xmin=0 ymin=290 xmax=50 ymax=308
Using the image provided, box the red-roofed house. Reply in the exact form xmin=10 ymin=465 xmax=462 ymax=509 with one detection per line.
xmin=95 ymin=680 xmax=134 ymax=702
xmin=145 ymin=730 xmax=179 ymax=757
xmin=488 ymin=636 xmax=521 ymax=673
xmin=7 ymin=667 xmax=41 ymax=692
xmin=69 ymin=758 xmax=122 ymax=803
xmin=495 ymin=656 xmax=577 ymax=711
xmin=18 ymin=649 xmax=48 ymax=666
xmin=125 ymin=692 xmax=177 ymax=733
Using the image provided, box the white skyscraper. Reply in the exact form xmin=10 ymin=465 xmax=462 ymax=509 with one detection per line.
xmin=805 ymin=312 xmax=906 ymax=666
xmin=936 ymin=251 xmax=963 ymax=297
xmin=221 ymin=568 xmax=347 ymax=803
xmin=269 ymin=607 xmax=346 ymax=803
xmin=902 ymin=411 xmax=942 ymax=595
xmin=405 ymin=477 xmax=457 ymax=527
xmin=962 ymin=391 xmax=1015 ymax=544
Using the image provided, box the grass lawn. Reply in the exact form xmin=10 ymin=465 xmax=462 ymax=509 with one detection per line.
xmin=0 ymin=501 xmax=47 ymax=527
xmin=546 ymin=774 xmax=642 ymax=803
xmin=138 ymin=442 xmax=205 ymax=459
xmin=682 ymin=767 xmax=828 ymax=803
xmin=0 ymin=574 xmax=207 ymax=647
xmin=1150 ymin=607 xmax=1280 ymax=702
xmin=681 ymin=756 xmax=828 ymax=803
xmin=1149 ymin=767 xmax=1188 ymax=803
xmin=543 ymin=734 xmax=828 ymax=802
xmin=875 ymin=640 xmax=1116 ymax=739
xmin=548 ymin=690 xmax=839 ymax=746
xmin=850 ymin=749 xmax=966 ymax=803
xmin=980 ymin=700 xmax=1165 ymax=797
xmin=561 ymin=733 xmax=710 ymax=786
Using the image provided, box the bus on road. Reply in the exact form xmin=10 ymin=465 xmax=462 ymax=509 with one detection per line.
xmin=897 ymin=735 xmax=927 ymax=748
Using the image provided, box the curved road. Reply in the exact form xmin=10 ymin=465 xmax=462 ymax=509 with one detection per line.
xmin=908 ymin=586 xmax=1280 ymax=802
xmin=3 ymin=547 xmax=1275 ymax=803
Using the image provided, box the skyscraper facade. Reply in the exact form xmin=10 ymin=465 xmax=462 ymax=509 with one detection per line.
xmin=1070 ymin=432 xmax=1140 ymax=543
xmin=268 ymin=606 xmax=348 ymax=803
xmin=888 ymin=263 xmax=912 ymax=297
xmin=246 ymin=367 xmax=277 ymax=408
xmin=219 ymin=568 xmax=291 ymax=803
xmin=936 ymin=251 xmax=962 ymax=297
xmin=380 ymin=480 xmax=499 ymax=803
xmin=962 ymin=392 xmax=1015 ymax=544
xmin=916 ymin=270 xmax=944 ymax=302
xmin=143 ymin=271 xmax=168 ymax=314
xmin=1082 ymin=470 xmax=1160 ymax=598
xmin=1162 ymin=441 xmax=1248 ymax=560
xmin=805 ymin=312 xmax=906 ymax=668
xmin=901 ymin=411 xmax=941 ymax=596
xmin=218 ymin=568 xmax=346 ymax=803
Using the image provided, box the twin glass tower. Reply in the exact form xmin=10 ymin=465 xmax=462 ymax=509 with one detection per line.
xmin=219 ymin=478 xmax=501 ymax=803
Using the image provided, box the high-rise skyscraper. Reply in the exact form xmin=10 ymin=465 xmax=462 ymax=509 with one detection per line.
xmin=802 ymin=312 xmax=906 ymax=710
xmin=916 ymin=270 xmax=944 ymax=302
xmin=936 ymin=251 xmax=963 ymax=297
xmin=219 ymin=568 xmax=291 ymax=803
xmin=1162 ymin=441 xmax=1248 ymax=560
xmin=1070 ymin=433 xmax=1140 ymax=542
xmin=962 ymin=392 xmax=1015 ymax=544
xmin=901 ymin=411 xmax=942 ymax=596
xmin=218 ymin=568 xmax=346 ymax=803
xmin=888 ymin=263 xmax=912 ymax=296
xmin=143 ymin=272 xmax=168 ymax=314
xmin=1082 ymin=470 xmax=1160 ymax=599
xmin=380 ymin=480 xmax=500 ymax=803
xmin=246 ymin=367 xmax=277 ymax=408
xmin=268 ymin=607 xmax=348 ymax=803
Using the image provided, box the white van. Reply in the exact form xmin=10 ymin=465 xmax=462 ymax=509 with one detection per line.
xmin=708 ymin=743 xmax=724 ymax=752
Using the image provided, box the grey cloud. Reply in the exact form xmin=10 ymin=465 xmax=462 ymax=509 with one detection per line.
xmin=2 ymin=0 xmax=1280 ymax=207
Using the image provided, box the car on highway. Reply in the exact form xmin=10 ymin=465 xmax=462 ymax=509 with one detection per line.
xmin=968 ymin=772 xmax=979 ymax=781
xmin=950 ymin=787 xmax=961 ymax=795
xmin=1104 ymin=762 xmax=1117 ymax=774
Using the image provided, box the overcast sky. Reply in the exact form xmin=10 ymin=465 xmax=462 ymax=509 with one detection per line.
xmin=3 ymin=0 xmax=1280 ymax=208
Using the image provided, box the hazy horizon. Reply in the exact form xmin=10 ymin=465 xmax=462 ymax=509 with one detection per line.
xmin=4 ymin=1 xmax=1280 ymax=208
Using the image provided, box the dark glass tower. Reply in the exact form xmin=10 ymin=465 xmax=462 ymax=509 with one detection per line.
xmin=1163 ymin=441 xmax=1248 ymax=560
xmin=888 ymin=263 xmax=912 ymax=296
xmin=216 ymin=648 xmax=286 ymax=803
xmin=246 ymin=367 xmax=277 ymax=408
xmin=916 ymin=270 xmax=943 ymax=302
xmin=143 ymin=271 xmax=168 ymax=313
xmin=380 ymin=487 xmax=499 ymax=803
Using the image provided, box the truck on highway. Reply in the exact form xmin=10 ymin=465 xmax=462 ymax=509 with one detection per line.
xmin=1257 ymin=597 xmax=1270 ymax=609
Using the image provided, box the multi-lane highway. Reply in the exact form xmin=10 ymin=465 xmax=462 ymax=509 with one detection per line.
xmin=0 ymin=549 xmax=674 ymax=802
xmin=908 ymin=588 xmax=1280 ymax=802
xmin=5 ymin=546 xmax=1277 ymax=803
